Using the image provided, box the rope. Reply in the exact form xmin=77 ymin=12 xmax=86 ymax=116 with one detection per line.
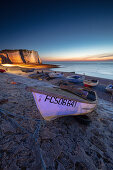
xmin=32 ymin=120 xmax=46 ymax=170
xmin=0 ymin=108 xmax=46 ymax=170
xmin=0 ymin=108 xmax=39 ymax=122
xmin=0 ymin=108 xmax=31 ymax=134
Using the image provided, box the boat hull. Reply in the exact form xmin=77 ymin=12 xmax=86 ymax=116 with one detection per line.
xmin=49 ymin=72 xmax=64 ymax=78
xmin=66 ymin=75 xmax=85 ymax=83
xmin=32 ymin=91 xmax=96 ymax=121
xmin=67 ymin=79 xmax=83 ymax=83
xmin=106 ymin=85 xmax=113 ymax=93
xmin=0 ymin=69 xmax=6 ymax=73
xmin=83 ymin=80 xmax=99 ymax=87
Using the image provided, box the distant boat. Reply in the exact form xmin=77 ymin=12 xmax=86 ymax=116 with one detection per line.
xmin=26 ymin=85 xmax=97 ymax=121
xmin=21 ymin=68 xmax=34 ymax=73
xmin=83 ymin=79 xmax=99 ymax=87
xmin=106 ymin=84 xmax=113 ymax=93
xmin=49 ymin=72 xmax=64 ymax=78
xmin=0 ymin=69 xmax=6 ymax=73
xmin=66 ymin=75 xmax=85 ymax=83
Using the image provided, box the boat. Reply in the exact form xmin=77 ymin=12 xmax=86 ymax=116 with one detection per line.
xmin=0 ymin=69 xmax=6 ymax=73
xmin=106 ymin=84 xmax=113 ymax=93
xmin=21 ymin=68 xmax=34 ymax=73
xmin=49 ymin=72 xmax=64 ymax=78
xmin=26 ymin=85 xmax=97 ymax=121
xmin=83 ymin=79 xmax=99 ymax=87
xmin=66 ymin=75 xmax=85 ymax=83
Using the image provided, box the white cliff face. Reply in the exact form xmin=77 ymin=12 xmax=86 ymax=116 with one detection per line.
xmin=23 ymin=50 xmax=41 ymax=64
xmin=8 ymin=51 xmax=23 ymax=64
xmin=0 ymin=50 xmax=42 ymax=64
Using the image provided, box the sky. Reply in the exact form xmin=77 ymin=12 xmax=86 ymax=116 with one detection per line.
xmin=0 ymin=0 xmax=113 ymax=61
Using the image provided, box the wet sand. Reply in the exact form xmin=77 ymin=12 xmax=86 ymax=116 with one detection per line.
xmin=0 ymin=67 xmax=113 ymax=169
xmin=1 ymin=63 xmax=59 ymax=69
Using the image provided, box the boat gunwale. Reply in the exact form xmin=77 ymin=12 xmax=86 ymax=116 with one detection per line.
xmin=83 ymin=80 xmax=99 ymax=86
xmin=26 ymin=86 xmax=97 ymax=104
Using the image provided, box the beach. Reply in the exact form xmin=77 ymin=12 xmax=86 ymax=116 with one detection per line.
xmin=0 ymin=66 xmax=113 ymax=169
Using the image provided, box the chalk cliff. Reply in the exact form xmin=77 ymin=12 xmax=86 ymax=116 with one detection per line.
xmin=0 ymin=49 xmax=42 ymax=64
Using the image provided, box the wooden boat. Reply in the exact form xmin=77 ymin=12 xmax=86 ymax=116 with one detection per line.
xmin=49 ymin=72 xmax=64 ymax=78
xmin=66 ymin=75 xmax=85 ymax=83
xmin=83 ymin=79 xmax=99 ymax=87
xmin=26 ymin=85 xmax=97 ymax=121
xmin=21 ymin=68 xmax=34 ymax=73
xmin=106 ymin=84 xmax=113 ymax=93
xmin=0 ymin=69 xmax=6 ymax=73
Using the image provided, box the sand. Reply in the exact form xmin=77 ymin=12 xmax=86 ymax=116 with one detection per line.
xmin=0 ymin=67 xmax=113 ymax=169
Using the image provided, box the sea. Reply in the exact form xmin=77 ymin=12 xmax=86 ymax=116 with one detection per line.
xmin=44 ymin=61 xmax=113 ymax=80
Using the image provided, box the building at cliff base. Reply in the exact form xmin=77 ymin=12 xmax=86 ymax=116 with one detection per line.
xmin=0 ymin=49 xmax=42 ymax=64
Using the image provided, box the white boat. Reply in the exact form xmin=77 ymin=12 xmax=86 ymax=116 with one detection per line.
xmin=49 ymin=72 xmax=64 ymax=78
xmin=106 ymin=84 xmax=113 ymax=93
xmin=83 ymin=79 xmax=99 ymax=87
xmin=26 ymin=86 xmax=97 ymax=121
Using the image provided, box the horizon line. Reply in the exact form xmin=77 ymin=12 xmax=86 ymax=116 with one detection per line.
xmin=42 ymin=59 xmax=113 ymax=62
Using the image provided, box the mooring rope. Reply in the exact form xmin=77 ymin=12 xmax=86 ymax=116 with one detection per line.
xmin=0 ymin=108 xmax=31 ymax=134
xmin=33 ymin=120 xmax=46 ymax=170
xmin=0 ymin=107 xmax=40 ymax=122
xmin=0 ymin=108 xmax=46 ymax=170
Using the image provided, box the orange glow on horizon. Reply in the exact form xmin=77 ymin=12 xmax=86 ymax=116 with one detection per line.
xmin=43 ymin=58 xmax=113 ymax=62
xmin=42 ymin=54 xmax=113 ymax=62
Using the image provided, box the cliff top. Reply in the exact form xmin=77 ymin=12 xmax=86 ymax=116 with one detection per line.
xmin=0 ymin=49 xmax=35 ymax=53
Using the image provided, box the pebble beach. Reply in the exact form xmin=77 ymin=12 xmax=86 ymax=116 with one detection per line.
xmin=0 ymin=65 xmax=113 ymax=170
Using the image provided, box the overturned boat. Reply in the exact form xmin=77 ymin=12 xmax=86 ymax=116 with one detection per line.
xmin=49 ymin=72 xmax=64 ymax=78
xmin=66 ymin=75 xmax=85 ymax=83
xmin=27 ymin=85 xmax=97 ymax=121
xmin=83 ymin=79 xmax=99 ymax=87
xmin=21 ymin=68 xmax=34 ymax=73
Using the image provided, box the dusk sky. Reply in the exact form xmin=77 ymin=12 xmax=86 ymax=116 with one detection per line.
xmin=0 ymin=0 xmax=113 ymax=61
